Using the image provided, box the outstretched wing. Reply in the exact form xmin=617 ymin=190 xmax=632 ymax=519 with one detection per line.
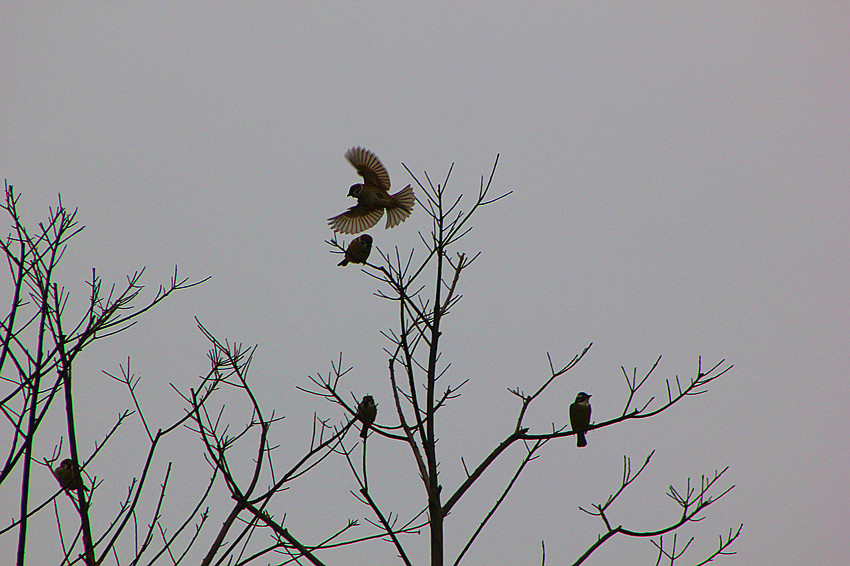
xmin=345 ymin=146 xmax=391 ymax=190
xmin=328 ymin=206 xmax=384 ymax=234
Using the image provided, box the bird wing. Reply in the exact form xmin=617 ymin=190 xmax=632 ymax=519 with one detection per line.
xmin=569 ymin=403 xmax=582 ymax=428
xmin=345 ymin=147 xmax=391 ymax=190
xmin=328 ymin=206 xmax=384 ymax=234
xmin=569 ymin=402 xmax=590 ymax=430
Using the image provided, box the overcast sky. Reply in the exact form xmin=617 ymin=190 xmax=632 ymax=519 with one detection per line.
xmin=2 ymin=3 xmax=848 ymax=565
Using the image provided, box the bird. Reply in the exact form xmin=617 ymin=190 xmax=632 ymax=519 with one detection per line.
xmin=338 ymin=234 xmax=373 ymax=266
xmin=569 ymin=392 xmax=592 ymax=447
xmin=356 ymin=395 xmax=377 ymax=439
xmin=328 ymin=147 xmax=415 ymax=234
xmin=54 ymin=459 xmax=88 ymax=491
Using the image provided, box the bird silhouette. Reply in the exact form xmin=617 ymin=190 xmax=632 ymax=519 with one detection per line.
xmin=54 ymin=459 xmax=88 ymax=491
xmin=338 ymin=234 xmax=373 ymax=266
xmin=569 ymin=392 xmax=592 ymax=447
xmin=356 ymin=395 xmax=377 ymax=439
xmin=328 ymin=147 xmax=415 ymax=234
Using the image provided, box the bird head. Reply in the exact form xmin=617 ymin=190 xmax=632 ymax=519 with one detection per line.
xmin=359 ymin=234 xmax=373 ymax=246
xmin=60 ymin=459 xmax=74 ymax=470
xmin=348 ymin=183 xmax=363 ymax=197
xmin=575 ymin=392 xmax=591 ymax=403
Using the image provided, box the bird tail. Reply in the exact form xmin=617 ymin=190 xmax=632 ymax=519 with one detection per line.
xmin=577 ymin=433 xmax=587 ymax=448
xmin=338 ymin=257 xmax=349 ymax=266
xmin=386 ymin=185 xmax=415 ymax=229
xmin=360 ymin=425 xmax=368 ymax=439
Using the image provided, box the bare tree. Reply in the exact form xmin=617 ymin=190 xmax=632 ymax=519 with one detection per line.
xmin=308 ymin=157 xmax=742 ymax=565
xmin=0 ymin=181 xmax=416 ymax=566
xmin=0 ymin=152 xmax=741 ymax=566
xmin=0 ymin=182 xmax=210 ymax=565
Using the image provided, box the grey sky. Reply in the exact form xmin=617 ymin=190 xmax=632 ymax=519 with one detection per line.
xmin=2 ymin=3 xmax=848 ymax=564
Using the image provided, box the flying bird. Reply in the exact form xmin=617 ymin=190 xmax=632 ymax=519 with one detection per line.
xmin=338 ymin=234 xmax=373 ymax=266
xmin=328 ymin=147 xmax=415 ymax=234
xmin=54 ymin=459 xmax=88 ymax=491
xmin=356 ymin=395 xmax=377 ymax=439
xmin=569 ymin=392 xmax=592 ymax=448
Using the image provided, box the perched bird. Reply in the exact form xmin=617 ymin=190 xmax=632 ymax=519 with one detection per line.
xmin=569 ymin=392 xmax=592 ymax=448
xmin=54 ymin=459 xmax=88 ymax=491
xmin=338 ymin=234 xmax=373 ymax=266
xmin=356 ymin=395 xmax=377 ymax=439
xmin=328 ymin=147 xmax=415 ymax=234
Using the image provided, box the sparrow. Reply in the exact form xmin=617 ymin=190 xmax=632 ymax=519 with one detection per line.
xmin=338 ymin=234 xmax=373 ymax=266
xmin=328 ymin=147 xmax=415 ymax=234
xmin=569 ymin=392 xmax=592 ymax=448
xmin=356 ymin=395 xmax=377 ymax=439
xmin=54 ymin=459 xmax=88 ymax=491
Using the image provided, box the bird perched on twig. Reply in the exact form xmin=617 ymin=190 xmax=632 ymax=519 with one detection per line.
xmin=569 ymin=392 xmax=592 ymax=447
xmin=54 ymin=459 xmax=88 ymax=491
xmin=338 ymin=234 xmax=373 ymax=266
xmin=328 ymin=147 xmax=415 ymax=234
xmin=356 ymin=395 xmax=377 ymax=439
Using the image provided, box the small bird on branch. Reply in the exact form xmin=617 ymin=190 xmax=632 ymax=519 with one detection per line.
xmin=54 ymin=459 xmax=88 ymax=491
xmin=338 ymin=234 xmax=373 ymax=266
xmin=356 ymin=395 xmax=377 ymax=439
xmin=569 ymin=392 xmax=592 ymax=448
